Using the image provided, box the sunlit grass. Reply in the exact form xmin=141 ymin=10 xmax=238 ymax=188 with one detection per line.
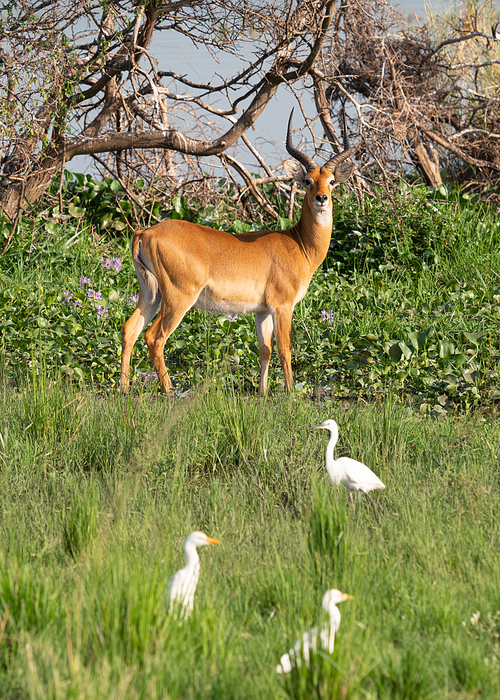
xmin=0 ymin=375 xmax=499 ymax=698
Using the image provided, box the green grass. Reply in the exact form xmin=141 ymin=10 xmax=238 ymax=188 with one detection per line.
xmin=0 ymin=374 xmax=499 ymax=698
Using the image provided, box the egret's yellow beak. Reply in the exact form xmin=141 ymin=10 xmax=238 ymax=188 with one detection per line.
xmin=205 ymin=536 xmax=222 ymax=545
xmin=342 ymin=593 xmax=355 ymax=601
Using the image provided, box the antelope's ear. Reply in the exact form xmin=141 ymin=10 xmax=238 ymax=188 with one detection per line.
xmin=283 ymin=159 xmax=306 ymax=183
xmin=334 ymin=162 xmax=355 ymax=183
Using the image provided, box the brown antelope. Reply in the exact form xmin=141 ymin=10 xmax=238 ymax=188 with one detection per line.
xmin=121 ymin=111 xmax=355 ymax=395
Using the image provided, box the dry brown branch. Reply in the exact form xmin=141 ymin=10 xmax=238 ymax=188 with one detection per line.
xmin=315 ymin=0 xmax=500 ymax=194
xmin=220 ymin=152 xmax=278 ymax=219
xmin=0 ymin=0 xmax=341 ymax=225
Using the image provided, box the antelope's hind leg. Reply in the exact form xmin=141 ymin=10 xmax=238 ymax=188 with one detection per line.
xmin=255 ymin=311 xmax=274 ymax=396
xmin=121 ymin=295 xmax=161 ymax=392
xmin=144 ymin=294 xmax=197 ymax=394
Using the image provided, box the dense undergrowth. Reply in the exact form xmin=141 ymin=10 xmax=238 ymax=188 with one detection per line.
xmin=1 ymin=174 xmax=499 ymax=413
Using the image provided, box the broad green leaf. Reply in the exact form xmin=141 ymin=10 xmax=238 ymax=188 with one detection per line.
xmin=389 ymin=341 xmax=412 ymax=362
xmin=389 ymin=343 xmax=402 ymax=362
xmin=408 ymin=330 xmax=429 ymax=351
xmin=68 ymin=203 xmax=85 ymax=218
xmin=45 ymin=221 xmax=59 ymax=234
xmin=98 ymin=216 xmax=112 ymax=229
xmin=463 ymin=331 xmax=483 ymax=345
xmin=109 ymin=179 xmax=122 ymax=193
xmin=451 ymin=353 xmax=467 ymax=367
xmin=401 ymin=341 xmax=412 ymax=360
xmin=278 ymin=216 xmax=293 ymax=230
xmin=438 ymin=340 xmax=455 ymax=358
xmin=231 ymin=220 xmax=253 ymax=234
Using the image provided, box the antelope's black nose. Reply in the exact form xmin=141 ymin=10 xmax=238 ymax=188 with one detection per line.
xmin=315 ymin=194 xmax=328 ymax=205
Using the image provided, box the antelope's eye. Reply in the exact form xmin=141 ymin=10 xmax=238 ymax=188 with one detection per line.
xmin=305 ymin=178 xmax=313 ymax=187
xmin=329 ymin=179 xmax=335 ymax=186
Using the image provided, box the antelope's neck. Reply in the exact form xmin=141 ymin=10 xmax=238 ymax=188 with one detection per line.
xmin=293 ymin=205 xmax=333 ymax=271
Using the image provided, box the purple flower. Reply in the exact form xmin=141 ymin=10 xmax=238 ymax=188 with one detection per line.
xmin=101 ymin=256 xmax=122 ymax=274
xmin=321 ymin=310 xmax=334 ymax=322
xmin=63 ymin=291 xmax=83 ymax=311
xmin=79 ymin=276 xmax=92 ymax=288
xmin=97 ymin=304 xmax=109 ymax=319
xmin=225 ymin=314 xmax=238 ymax=322
xmin=87 ymin=288 xmax=102 ymax=300
xmin=131 ymin=294 xmax=139 ymax=305
xmin=138 ymin=371 xmax=158 ymax=384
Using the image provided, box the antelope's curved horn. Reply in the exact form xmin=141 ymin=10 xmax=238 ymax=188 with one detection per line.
xmin=323 ymin=110 xmax=355 ymax=172
xmin=286 ymin=109 xmax=317 ymax=173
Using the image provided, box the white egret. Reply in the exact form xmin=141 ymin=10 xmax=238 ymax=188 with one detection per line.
xmin=276 ymin=589 xmax=353 ymax=674
xmin=166 ymin=531 xmax=221 ymax=618
xmin=311 ymin=419 xmax=385 ymax=521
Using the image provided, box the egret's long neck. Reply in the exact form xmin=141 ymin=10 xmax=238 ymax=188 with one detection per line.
xmin=184 ymin=542 xmax=200 ymax=571
xmin=325 ymin=428 xmax=341 ymax=483
xmin=328 ymin=604 xmax=341 ymax=631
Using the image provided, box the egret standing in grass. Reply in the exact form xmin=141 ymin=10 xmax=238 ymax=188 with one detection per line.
xmin=276 ymin=589 xmax=354 ymax=673
xmin=311 ymin=419 xmax=385 ymax=522
xmin=166 ymin=531 xmax=221 ymax=619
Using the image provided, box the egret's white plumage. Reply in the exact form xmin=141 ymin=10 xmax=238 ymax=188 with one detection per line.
xmin=276 ymin=589 xmax=353 ymax=674
xmin=311 ymin=419 xmax=385 ymax=520
xmin=166 ymin=531 xmax=221 ymax=618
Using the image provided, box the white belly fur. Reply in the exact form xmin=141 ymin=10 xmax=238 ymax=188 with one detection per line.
xmin=192 ymin=288 xmax=267 ymax=315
